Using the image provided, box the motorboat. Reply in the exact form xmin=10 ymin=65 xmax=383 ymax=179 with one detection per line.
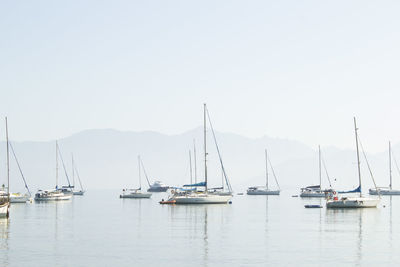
xmin=147 ymin=181 xmax=169 ymax=192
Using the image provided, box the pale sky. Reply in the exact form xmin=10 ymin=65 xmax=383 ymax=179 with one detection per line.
xmin=1 ymin=1 xmax=400 ymax=152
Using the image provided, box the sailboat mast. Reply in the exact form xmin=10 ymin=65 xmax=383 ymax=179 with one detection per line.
xmin=204 ymin=103 xmax=208 ymax=192
xmin=389 ymin=141 xmax=392 ymax=190
xmin=56 ymin=141 xmax=58 ymax=189
xmin=319 ymin=145 xmax=322 ymax=190
xmin=5 ymin=117 xmax=10 ymax=202
xmin=265 ymin=149 xmax=269 ymax=189
xmin=193 ymin=139 xmax=197 ymax=184
xmin=189 ymin=150 xmax=193 ymax=184
xmin=138 ymin=155 xmax=141 ymax=189
xmin=354 ymin=117 xmax=362 ymax=197
xmin=72 ymin=154 xmax=75 ymax=189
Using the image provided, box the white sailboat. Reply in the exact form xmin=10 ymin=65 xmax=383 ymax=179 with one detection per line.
xmin=326 ymin=118 xmax=380 ymax=208
xmin=34 ymin=141 xmax=72 ymax=201
xmin=300 ymin=146 xmax=330 ymax=198
xmin=71 ymin=155 xmax=85 ymax=195
xmin=0 ymin=118 xmax=10 ymax=217
xmin=168 ymin=104 xmax=232 ymax=204
xmin=8 ymin=142 xmax=32 ymax=203
xmin=120 ymin=156 xmax=152 ymax=199
xmin=369 ymin=142 xmax=400 ymax=195
xmin=247 ymin=149 xmax=280 ymax=195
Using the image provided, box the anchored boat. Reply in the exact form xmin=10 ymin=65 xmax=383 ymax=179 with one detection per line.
xmin=167 ymin=104 xmax=232 ymax=204
xmin=34 ymin=141 xmax=72 ymax=201
xmin=120 ymin=156 xmax=152 ymax=199
xmin=300 ymin=145 xmax=333 ymax=198
xmin=326 ymin=118 xmax=380 ymax=208
xmin=369 ymin=142 xmax=400 ymax=195
xmin=0 ymin=118 xmax=10 ymax=217
xmin=247 ymin=149 xmax=280 ymax=195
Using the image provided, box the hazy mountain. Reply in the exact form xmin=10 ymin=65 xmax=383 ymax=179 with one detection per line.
xmin=1 ymin=127 xmax=398 ymax=194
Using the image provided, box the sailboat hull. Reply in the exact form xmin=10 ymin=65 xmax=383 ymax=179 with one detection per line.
xmin=10 ymin=194 xmax=32 ymax=203
xmin=34 ymin=191 xmax=72 ymax=201
xmin=300 ymin=192 xmax=325 ymax=198
xmin=120 ymin=193 xmax=152 ymax=199
xmin=172 ymin=194 xmax=231 ymax=204
xmin=326 ymin=197 xmax=379 ymax=208
xmin=247 ymin=190 xmax=280 ymax=195
xmin=73 ymin=191 xmax=85 ymax=196
xmin=0 ymin=202 xmax=9 ymax=217
xmin=369 ymin=189 xmax=400 ymax=195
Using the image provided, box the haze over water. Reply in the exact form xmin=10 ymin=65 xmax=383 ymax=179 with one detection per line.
xmin=0 ymin=190 xmax=398 ymax=266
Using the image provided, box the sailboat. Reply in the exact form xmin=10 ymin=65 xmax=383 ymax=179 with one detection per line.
xmin=71 ymin=155 xmax=85 ymax=195
xmin=326 ymin=118 xmax=380 ymax=208
xmin=0 ymin=118 xmax=10 ymax=217
xmin=300 ymin=145 xmax=331 ymax=197
xmin=247 ymin=149 xmax=280 ymax=195
xmin=34 ymin=141 xmax=72 ymax=201
xmin=167 ymin=104 xmax=232 ymax=204
xmin=369 ymin=142 xmax=400 ymax=195
xmin=56 ymin=143 xmax=74 ymax=196
xmin=120 ymin=156 xmax=152 ymax=198
xmin=8 ymin=142 xmax=32 ymax=203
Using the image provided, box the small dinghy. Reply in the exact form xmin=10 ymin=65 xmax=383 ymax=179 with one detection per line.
xmin=305 ymin=204 xmax=323 ymax=208
xmin=159 ymin=199 xmax=176 ymax=204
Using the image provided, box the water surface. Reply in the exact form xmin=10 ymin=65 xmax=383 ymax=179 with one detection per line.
xmin=0 ymin=190 xmax=398 ymax=266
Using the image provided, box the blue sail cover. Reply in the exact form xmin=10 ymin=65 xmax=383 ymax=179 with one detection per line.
xmin=338 ymin=185 xmax=361 ymax=194
xmin=183 ymin=181 xmax=206 ymax=187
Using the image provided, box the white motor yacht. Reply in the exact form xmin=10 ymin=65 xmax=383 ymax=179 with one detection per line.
xmin=147 ymin=181 xmax=169 ymax=192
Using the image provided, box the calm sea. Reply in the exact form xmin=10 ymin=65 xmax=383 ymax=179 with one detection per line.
xmin=0 ymin=190 xmax=399 ymax=266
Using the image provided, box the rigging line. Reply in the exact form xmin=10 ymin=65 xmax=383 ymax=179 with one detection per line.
xmin=139 ymin=158 xmax=152 ymax=187
xmin=267 ymin=157 xmax=280 ymax=190
xmin=74 ymin=165 xmax=84 ymax=191
xmin=358 ymin=136 xmax=380 ymax=198
xmin=205 ymin=107 xmax=233 ymax=192
xmin=57 ymin=143 xmax=71 ymax=187
xmin=391 ymin=151 xmax=400 ymax=182
xmin=320 ymin=153 xmax=332 ymax=188
xmin=9 ymin=142 xmax=31 ymax=197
